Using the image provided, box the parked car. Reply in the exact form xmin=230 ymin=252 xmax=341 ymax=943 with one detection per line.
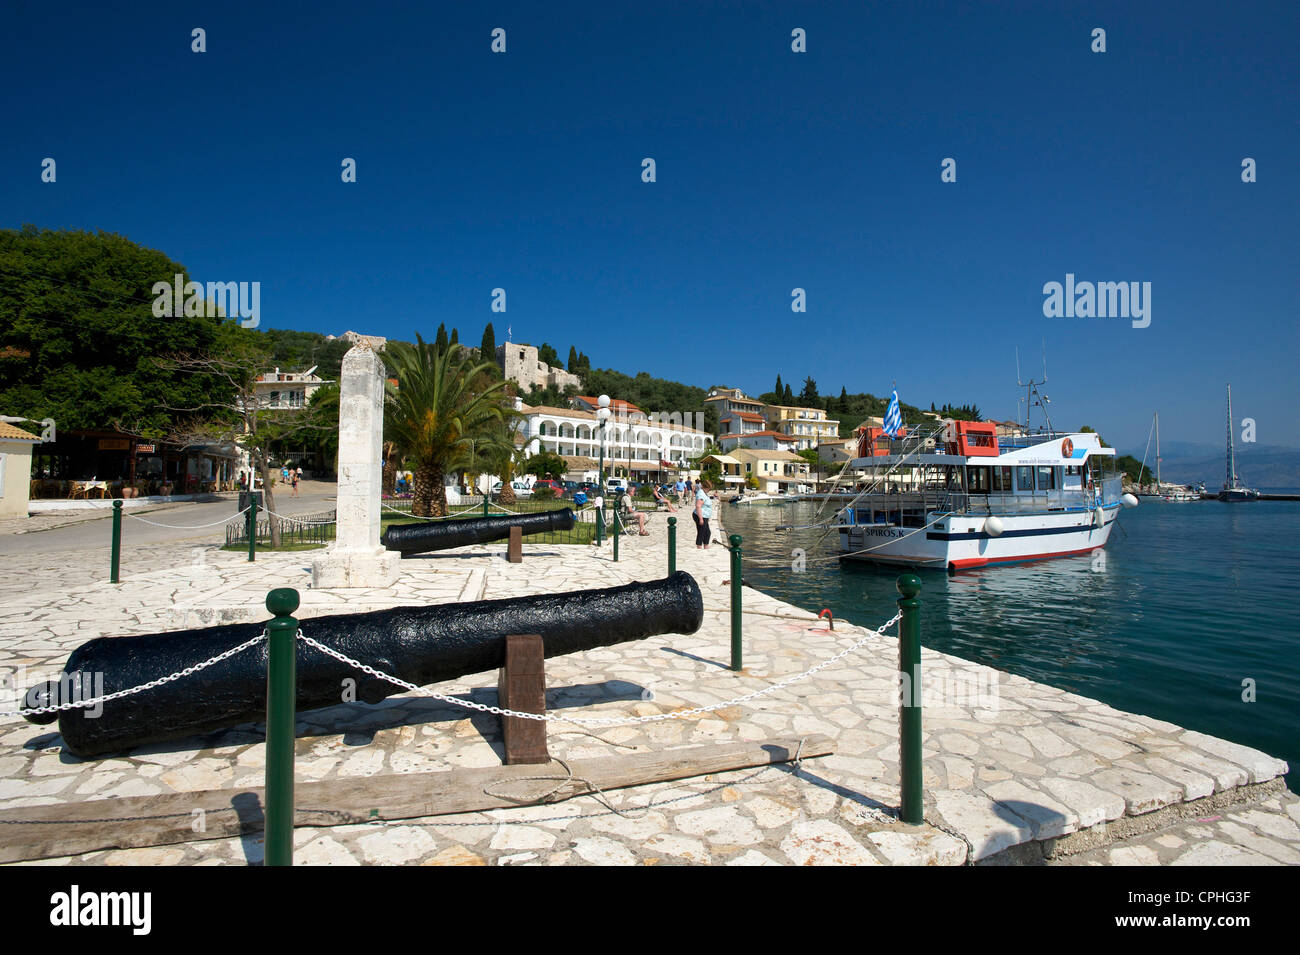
xmin=561 ymin=480 xmax=580 ymax=498
xmin=578 ymin=481 xmax=599 ymax=497
xmin=532 ymin=479 xmax=562 ymax=497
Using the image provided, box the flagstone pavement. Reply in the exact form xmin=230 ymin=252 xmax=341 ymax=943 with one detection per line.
xmin=0 ymin=507 xmax=1295 ymax=866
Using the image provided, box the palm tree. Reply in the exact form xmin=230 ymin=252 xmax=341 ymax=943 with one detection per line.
xmin=385 ymin=335 xmax=513 ymax=517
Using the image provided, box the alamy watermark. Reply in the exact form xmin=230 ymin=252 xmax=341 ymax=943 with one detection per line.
xmin=152 ymin=273 xmax=260 ymax=328
xmin=1042 ymin=273 xmax=1150 ymax=328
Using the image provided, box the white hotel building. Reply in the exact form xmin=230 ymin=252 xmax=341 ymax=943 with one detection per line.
xmin=516 ymin=400 xmax=712 ymax=480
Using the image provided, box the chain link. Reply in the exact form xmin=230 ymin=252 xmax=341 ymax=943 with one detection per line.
xmin=1 ymin=632 xmax=267 ymax=719
xmin=297 ymin=610 xmax=903 ymax=727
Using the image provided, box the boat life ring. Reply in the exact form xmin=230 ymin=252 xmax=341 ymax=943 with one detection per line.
xmin=1061 ymin=438 xmax=1074 ymax=458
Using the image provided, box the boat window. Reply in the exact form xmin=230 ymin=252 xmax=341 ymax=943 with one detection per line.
xmin=1016 ymin=466 xmax=1035 ymax=492
xmin=1036 ymin=466 xmax=1056 ymax=490
xmin=966 ymin=466 xmax=991 ymax=493
xmin=992 ymin=467 xmax=1014 ymax=492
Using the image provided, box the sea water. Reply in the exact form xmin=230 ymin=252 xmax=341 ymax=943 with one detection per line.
xmin=722 ymin=495 xmax=1299 ymax=792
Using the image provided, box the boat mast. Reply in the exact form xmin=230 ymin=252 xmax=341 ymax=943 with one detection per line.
xmin=1155 ymin=412 xmax=1161 ymax=489
xmin=1226 ymin=383 xmax=1235 ymax=490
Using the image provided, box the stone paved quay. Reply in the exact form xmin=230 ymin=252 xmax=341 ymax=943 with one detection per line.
xmin=0 ymin=509 xmax=1295 ymax=866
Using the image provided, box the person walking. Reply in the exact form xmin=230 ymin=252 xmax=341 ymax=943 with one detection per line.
xmin=694 ymin=479 xmax=714 ymax=549
xmin=290 ymin=466 xmax=300 ymax=498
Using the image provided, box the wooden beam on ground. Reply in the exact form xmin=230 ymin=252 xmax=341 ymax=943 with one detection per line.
xmin=0 ymin=735 xmax=833 ymax=863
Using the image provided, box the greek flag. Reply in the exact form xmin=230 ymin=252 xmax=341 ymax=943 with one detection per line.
xmin=883 ymin=389 xmax=902 ymax=437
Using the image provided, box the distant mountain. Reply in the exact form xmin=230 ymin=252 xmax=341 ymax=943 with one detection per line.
xmin=1121 ymin=440 xmax=1300 ymax=488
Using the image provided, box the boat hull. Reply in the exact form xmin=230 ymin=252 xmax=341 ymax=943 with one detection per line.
xmin=838 ymin=506 xmax=1119 ymax=571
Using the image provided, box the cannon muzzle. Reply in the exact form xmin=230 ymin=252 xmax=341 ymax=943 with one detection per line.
xmin=24 ymin=572 xmax=704 ymax=758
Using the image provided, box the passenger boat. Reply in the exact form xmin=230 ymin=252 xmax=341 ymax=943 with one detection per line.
xmin=836 ymin=418 xmax=1138 ymax=571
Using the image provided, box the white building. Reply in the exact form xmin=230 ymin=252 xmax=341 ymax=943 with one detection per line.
xmin=516 ymin=401 xmax=711 ymax=480
xmin=0 ymin=422 xmax=39 ymax=519
xmin=251 ymin=366 xmax=331 ymax=410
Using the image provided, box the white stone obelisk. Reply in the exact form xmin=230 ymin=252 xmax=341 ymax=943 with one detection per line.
xmin=312 ymin=342 xmax=399 ymax=588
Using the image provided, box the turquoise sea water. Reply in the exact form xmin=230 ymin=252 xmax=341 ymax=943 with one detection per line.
xmin=721 ymin=495 xmax=1298 ymax=792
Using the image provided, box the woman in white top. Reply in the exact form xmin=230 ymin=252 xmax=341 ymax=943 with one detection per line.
xmin=694 ymin=480 xmax=714 ymax=549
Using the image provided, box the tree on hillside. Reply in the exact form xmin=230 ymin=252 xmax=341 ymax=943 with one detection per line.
xmin=538 ymin=343 xmax=560 ymax=367
xmin=385 ymin=334 xmax=513 ymax=516
xmin=435 ymin=323 xmax=449 ymax=351
xmin=782 ymin=383 xmax=794 ymax=405
xmin=0 ymin=225 xmax=230 ymax=433
xmin=450 ymin=327 xmax=459 ymax=345
xmin=568 ymin=346 xmax=580 ymax=373
xmin=774 ymin=373 xmax=784 ymax=398
xmin=480 ymin=323 xmax=497 ymax=362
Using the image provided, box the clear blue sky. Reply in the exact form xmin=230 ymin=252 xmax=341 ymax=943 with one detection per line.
xmin=4 ymin=1 xmax=1297 ymax=452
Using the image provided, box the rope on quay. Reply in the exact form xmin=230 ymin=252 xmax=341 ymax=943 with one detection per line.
xmin=0 ymin=632 xmax=267 ymax=719
xmin=297 ymin=609 xmax=903 ymax=728
xmin=122 ymin=506 xmax=251 ymax=530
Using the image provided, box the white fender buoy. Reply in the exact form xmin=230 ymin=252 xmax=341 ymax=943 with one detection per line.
xmin=1094 ymin=506 xmax=1106 ymax=526
xmin=984 ymin=515 xmax=1004 ymax=537
xmin=1121 ymin=493 xmax=1139 ymax=508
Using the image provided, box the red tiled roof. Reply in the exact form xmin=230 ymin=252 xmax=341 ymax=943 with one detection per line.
xmin=573 ymin=396 xmax=644 ymax=415
xmin=724 ymin=411 xmax=766 ymax=422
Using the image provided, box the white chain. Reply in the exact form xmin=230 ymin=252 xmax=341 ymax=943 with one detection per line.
xmin=297 ymin=610 xmax=903 ymax=727
xmin=123 ymin=506 xmax=251 ymax=529
xmin=1 ymin=632 xmax=268 ymax=719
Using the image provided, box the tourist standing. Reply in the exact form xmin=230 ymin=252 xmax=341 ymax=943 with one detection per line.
xmin=694 ymin=479 xmax=714 ymax=549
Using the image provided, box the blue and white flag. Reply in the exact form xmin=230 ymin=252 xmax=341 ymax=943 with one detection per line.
xmin=883 ymin=389 xmax=902 ymax=437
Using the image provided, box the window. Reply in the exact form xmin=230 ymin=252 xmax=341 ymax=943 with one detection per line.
xmin=967 ymin=466 xmax=992 ymax=493
xmin=1035 ymin=466 xmax=1056 ymax=490
xmin=1016 ymin=466 xmax=1035 ymax=492
xmin=992 ymin=467 xmax=1014 ymax=492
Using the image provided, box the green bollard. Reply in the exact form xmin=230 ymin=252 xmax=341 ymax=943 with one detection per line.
xmin=667 ymin=516 xmax=677 ymax=575
xmin=896 ymin=574 xmax=923 ymax=824
xmin=595 ymin=504 xmax=604 ymax=547
xmin=110 ymin=500 xmax=122 ymax=583
xmin=729 ymin=534 xmax=743 ymax=671
xmin=483 ymin=493 xmax=490 ymax=518
xmin=247 ymin=492 xmax=258 ymax=562
xmin=612 ymin=506 xmax=620 ymax=562
xmin=264 ymin=587 xmax=300 ymax=866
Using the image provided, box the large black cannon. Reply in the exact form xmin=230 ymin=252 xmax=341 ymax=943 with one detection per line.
xmin=380 ymin=508 xmax=576 ymax=556
xmin=23 ymin=572 xmax=703 ymax=758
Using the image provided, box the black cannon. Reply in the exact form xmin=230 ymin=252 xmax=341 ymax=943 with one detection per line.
xmin=380 ymin=508 xmax=576 ymax=556
xmin=23 ymin=572 xmax=703 ymax=758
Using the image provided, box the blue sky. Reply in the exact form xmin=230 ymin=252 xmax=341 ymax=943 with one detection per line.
xmin=3 ymin=0 xmax=1297 ymax=452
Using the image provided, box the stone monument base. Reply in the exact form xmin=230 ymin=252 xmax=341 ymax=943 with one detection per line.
xmin=311 ymin=547 xmax=400 ymax=589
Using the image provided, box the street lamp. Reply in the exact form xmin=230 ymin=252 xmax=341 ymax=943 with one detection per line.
xmin=596 ymin=394 xmax=610 ymax=546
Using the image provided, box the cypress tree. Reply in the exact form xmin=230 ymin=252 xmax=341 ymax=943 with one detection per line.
xmin=568 ymin=346 xmax=579 ymax=372
xmin=435 ymin=323 xmax=448 ymax=351
xmin=481 ymin=322 xmax=496 ymax=358
xmin=450 ymin=328 xmax=459 ymax=345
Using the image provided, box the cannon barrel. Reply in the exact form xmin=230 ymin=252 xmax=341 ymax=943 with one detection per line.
xmin=23 ymin=572 xmax=703 ymax=758
xmin=380 ymin=508 xmax=577 ymax=556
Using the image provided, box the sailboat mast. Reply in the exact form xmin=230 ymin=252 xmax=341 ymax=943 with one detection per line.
xmin=1156 ymin=412 xmax=1161 ymax=488
xmin=1226 ymin=383 xmax=1235 ymax=490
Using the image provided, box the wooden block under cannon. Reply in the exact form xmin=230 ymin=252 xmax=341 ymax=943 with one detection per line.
xmin=507 ymin=525 xmax=523 ymax=563
xmin=497 ymin=634 xmax=549 ymax=764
